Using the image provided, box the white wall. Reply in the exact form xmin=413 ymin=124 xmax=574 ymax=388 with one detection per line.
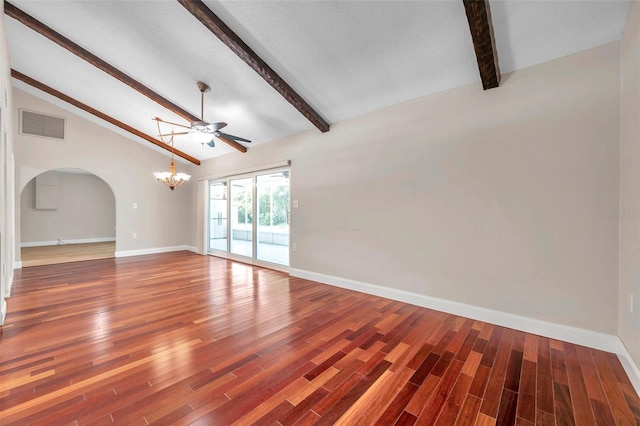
xmin=192 ymin=42 xmax=621 ymax=335
xmin=1 ymin=7 xmax=17 ymax=325
xmin=619 ymin=0 xmax=640 ymax=366
xmin=20 ymin=170 xmax=115 ymax=245
xmin=13 ymin=87 xmax=193 ymax=260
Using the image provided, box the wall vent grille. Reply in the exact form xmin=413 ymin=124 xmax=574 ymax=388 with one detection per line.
xmin=20 ymin=110 xmax=65 ymax=140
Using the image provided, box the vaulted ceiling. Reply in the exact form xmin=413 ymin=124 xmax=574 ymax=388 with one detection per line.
xmin=5 ymin=0 xmax=632 ymax=165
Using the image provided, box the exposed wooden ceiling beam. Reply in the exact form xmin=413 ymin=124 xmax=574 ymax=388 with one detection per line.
xmin=4 ymin=1 xmax=246 ymax=153
xmin=462 ymin=0 xmax=501 ymax=90
xmin=12 ymin=69 xmax=201 ymax=166
xmin=177 ymin=0 xmax=330 ymax=133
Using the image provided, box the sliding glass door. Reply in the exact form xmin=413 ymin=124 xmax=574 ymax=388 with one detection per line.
xmin=208 ymin=169 xmax=290 ymax=268
xmin=230 ymin=178 xmax=253 ymax=257
xmin=256 ymin=171 xmax=289 ymax=265
xmin=208 ymin=182 xmax=227 ymax=252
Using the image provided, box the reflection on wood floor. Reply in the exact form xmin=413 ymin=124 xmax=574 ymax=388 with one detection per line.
xmin=2 ymin=251 xmax=640 ymax=424
xmin=20 ymin=241 xmax=115 ymax=267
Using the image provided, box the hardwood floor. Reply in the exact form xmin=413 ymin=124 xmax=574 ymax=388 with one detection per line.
xmin=21 ymin=242 xmax=116 ymax=267
xmin=1 ymin=251 xmax=639 ymax=425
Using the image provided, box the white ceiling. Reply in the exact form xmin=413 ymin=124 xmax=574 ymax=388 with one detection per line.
xmin=5 ymin=0 xmax=632 ymax=163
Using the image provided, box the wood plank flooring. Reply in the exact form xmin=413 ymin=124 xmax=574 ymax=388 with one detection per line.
xmin=21 ymin=242 xmax=115 ymax=267
xmin=1 ymin=251 xmax=639 ymax=425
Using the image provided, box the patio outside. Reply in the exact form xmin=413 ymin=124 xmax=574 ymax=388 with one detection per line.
xmin=209 ymin=171 xmax=290 ymax=266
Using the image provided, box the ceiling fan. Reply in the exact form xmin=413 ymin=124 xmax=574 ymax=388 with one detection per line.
xmin=153 ymin=81 xmax=251 ymax=148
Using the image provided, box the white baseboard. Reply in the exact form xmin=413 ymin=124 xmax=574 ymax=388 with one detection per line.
xmin=115 ymin=245 xmax=193 ymax=258
xmin=0 ymin=298 xmax=6 ymax=326
xmin=185 ymin=245 xmax=198 ymax=253
xmin=14 ymin=261 xmax=22 ymax=269
xmin=21 ymin=237 xmax=116 ymax=248
xmin=616 ymin=341 xmax=640 ymax=395
xmin=289 ymin=268 xmax=640 ymax=396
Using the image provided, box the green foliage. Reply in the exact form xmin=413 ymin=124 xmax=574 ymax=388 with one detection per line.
xmin=233 ymin=184 xmax=289 ymax=226
xmin=258 ymin=185 xmax=289 ymax=227
xmin=234 ymin=190 xmax=252 ymax=225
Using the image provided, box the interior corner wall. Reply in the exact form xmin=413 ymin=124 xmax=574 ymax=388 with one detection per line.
xmin=0 ymin=7 xmax=16 ymax=325
xmin=20 ymin=171 xmax=115 ymax=245
xmin=192 ymin=42 xmax=621 ymax=335
xmin=193 ymin=179 xmax=207 ymax=254
xmin=618 ymin=0 xmax=640 ymax=365
xmin=13 ymin=88 xmax=192 ymax=259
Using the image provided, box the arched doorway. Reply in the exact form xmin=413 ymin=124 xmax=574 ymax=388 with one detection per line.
xmin=19 ymin=168 xmax=116 ymax=267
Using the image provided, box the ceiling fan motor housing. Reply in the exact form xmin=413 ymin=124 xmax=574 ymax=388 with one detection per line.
xmin=197 ymin=81 xmax=211 ymax=93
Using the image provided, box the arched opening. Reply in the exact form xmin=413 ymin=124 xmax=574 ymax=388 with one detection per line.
xmin=19 ymin=168 xmax=116 ymax=267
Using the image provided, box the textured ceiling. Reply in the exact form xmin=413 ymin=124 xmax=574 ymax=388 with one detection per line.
xmin=5 ymin=0 xmax=632 ymax=163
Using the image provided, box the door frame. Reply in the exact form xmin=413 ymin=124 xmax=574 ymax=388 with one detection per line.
xmin=206 ymin=167 xmax=290 ymax=272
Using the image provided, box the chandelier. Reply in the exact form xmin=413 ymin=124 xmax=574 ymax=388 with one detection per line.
xmin=153 ymin=124 xmax=190 ymax=191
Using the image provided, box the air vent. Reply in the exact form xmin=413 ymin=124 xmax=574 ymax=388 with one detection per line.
xmin=20 ymin=110 xmax=65 ymax=139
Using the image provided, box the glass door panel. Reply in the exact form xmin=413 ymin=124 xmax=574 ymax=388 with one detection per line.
xmin=230 ymin=178 xmax=253 ymax=257
xmin=208 ymin=169 xmax=290 ymax=267
xmin=256 ymin=171 xmax=290 ymax=265
xmin=208 ymin=182 xmax=228 ymax=252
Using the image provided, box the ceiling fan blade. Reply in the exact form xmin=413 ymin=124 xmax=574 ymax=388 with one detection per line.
xmin=158 ymin=132 xmax=189 ymax=137
xmin=215 ymin=131 xmax=251 ymax=143
xmin=205 ymin=122 xmax=227 ymax=131
xmin=207 ymin=140 xmax=215 ymax=147
xmin=153 ymin=117 xmax=191 ymax=129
